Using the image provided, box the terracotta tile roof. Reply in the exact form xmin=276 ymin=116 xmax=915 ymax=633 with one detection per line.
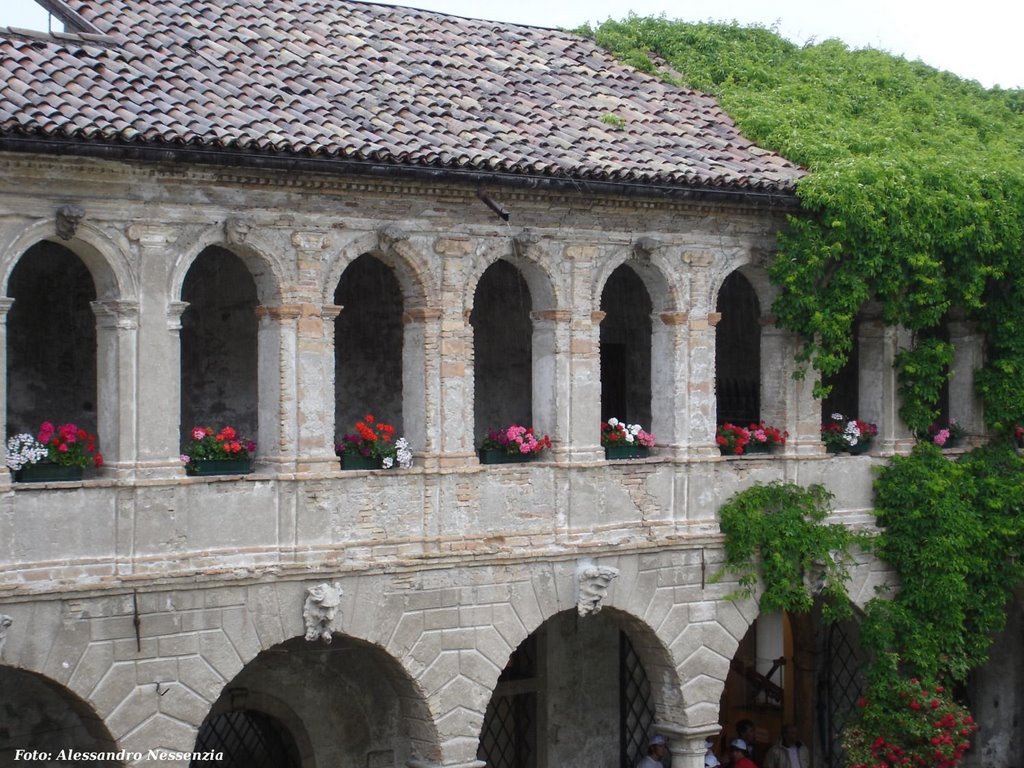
xmin=0 ymin=0 xmax=804 ymax=195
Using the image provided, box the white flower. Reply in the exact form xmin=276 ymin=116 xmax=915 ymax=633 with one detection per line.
xmin=395 ymin=437 xmax=413 ymax=469
xmin=607 ymin=417 xmax=619 ymax=427
xmin=5 ymin=433 xmax=48 ymax=471
xmin=624 ymin=432 xmax=634 ymax=443
xmin=831 ymin=412 xmax=844 ymax=421
xmin=382 ymin=456 xmax=394 ymax=469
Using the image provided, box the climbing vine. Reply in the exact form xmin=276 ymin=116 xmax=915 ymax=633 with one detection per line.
xmin=714 ymin=443 xmax=1024 ymax=766
xmin=579 ymin=16 xmax=1024 ymax=434
xmin=716 ymin=481 xmax=865 ymax=622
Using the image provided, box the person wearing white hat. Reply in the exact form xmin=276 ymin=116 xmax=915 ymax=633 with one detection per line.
xmin=639 ymin=735 xmax=669 ymax=768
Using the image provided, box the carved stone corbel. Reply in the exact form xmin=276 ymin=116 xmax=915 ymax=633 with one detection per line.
xmin=633 ymin=236 xmax=663 ymax=259
xmin=0 ymin=614 xmax=12 ymax=660
xmin=577 ymin=563 xmax=620 ymax=617
xmin=56 ymin=205 xmax=85 ymax=240
xmin=303 ymin=582 xmax=343 ymax=643
xmin=224 ymin=217 xmax=252 ymax=246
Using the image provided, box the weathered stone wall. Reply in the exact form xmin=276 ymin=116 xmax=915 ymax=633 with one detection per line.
xmin=0 ymin=151 xmax=994 ymax=768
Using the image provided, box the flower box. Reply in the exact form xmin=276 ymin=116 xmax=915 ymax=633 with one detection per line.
xmin=185 ymin=459 xmax=253 ymax=476
xmin=604 ymin=445 xmax=650 ymax=460
xmin=744 ymin=441 xmax=771 ymax=454
xmin=479 ymin=448 xmax=534 ymax=465
xmin=13 ymin=462 xmax=83 ymax=483
xmin=340 ymin=454 xmax=383 ymax=470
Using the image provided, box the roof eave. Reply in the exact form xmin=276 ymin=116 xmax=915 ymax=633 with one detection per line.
xmin=0 ymin=135 xmax=803 ymax=210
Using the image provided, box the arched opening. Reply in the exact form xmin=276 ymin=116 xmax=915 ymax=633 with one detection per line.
xmin=198 ymin=635 xmax=437 ymax=768
xmin=717 ymin=608 xmax=865 ymax=768
xmin=180 ymin=246 xmax=259 ymax=445
xmin=333 ymin=254 xmax=404 ymax=440
xmin=192 ymin=709 xmax=302 ymax=768
xmin=6 ymin=241 xmax=98 ymax=435
xmin=822 ymin=316 xmax=861 ymax=425
xmin=600 ymin=265 xmax=653 ymax=428
xmin=715 ymin=272 xmax=761 ymax=425
xmin=479 ymin=609 xmax=661 ymax=768
xmin=471 ymin=260 xmax=533 ymax=445
xmin=0 ymin=666 xmax=119 ymax=765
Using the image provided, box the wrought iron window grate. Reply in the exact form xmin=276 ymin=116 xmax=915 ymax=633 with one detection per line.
xmin=192 ymin=709 xmax=301 ymax=768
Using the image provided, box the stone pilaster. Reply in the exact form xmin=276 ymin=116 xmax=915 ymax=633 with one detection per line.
xmin=948 ymin=318 xmax=984 ymax=438
xmin=255 ymin=303 xmax=302 ymax=473
xmin=438 ymin=241 xmax=477 ymax=466
xmin=0 ymin=298 xmax=13 ymax=489
xmin=530 ymin=308 xmax=570 ymax=461
xmin=562 ymin=244 xmax=603 ymax=462
xmin=91 ymin=300 xmax=140 ymax=478
xmin=402 ymin=306 xmax=442 ymax=469
xmin=760 ymin=317 xmax=824 ymax=455
xmin=128 ymin=224 xmax=188 ymax=479
xmin=858 ymin=318 xmax=914 ymax=452
xmin=686 ymin=310 xmax=720 ymax=457
xmin=653 ymin=310 xmax=690 ymax=459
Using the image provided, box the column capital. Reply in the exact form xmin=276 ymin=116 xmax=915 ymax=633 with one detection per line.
xmin=0 ymin=297 xmax=14 ymax=319
xmin=590 ymin=310 xmax=607 ymax=325
xmin=292 ymin=230 xmax=332 ymax=251
xmin=255 ymin=303 xmax=304 ymax=321
xmin=91 ymin=299 xmax=140 ymax=330
xmin=659 ymin=311 xmax=689 ymax=326
xmin=403 ymin=306 xmax=443 ymax=324
xmin=530 ymin=309 xmax=571 ymax=323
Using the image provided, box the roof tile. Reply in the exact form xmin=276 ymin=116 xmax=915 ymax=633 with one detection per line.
xmin=0 ymin=0 xmax=804 ymax=193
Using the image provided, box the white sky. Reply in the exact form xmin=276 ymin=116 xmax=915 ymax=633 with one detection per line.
xmin=1 ymin=0 xmax=1021 ymax=89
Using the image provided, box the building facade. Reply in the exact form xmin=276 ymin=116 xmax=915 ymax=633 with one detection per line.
xmin=0 ymin=2 xmax=1017 ymax=768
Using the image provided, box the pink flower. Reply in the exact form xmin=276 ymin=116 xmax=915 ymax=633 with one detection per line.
xmin=933 ymin=428 xmax=950 ymax=446
xmin=192 ymin=427 xmax=206 ymax=441
xmin=38 ymin=421 xmax=55 ymax=443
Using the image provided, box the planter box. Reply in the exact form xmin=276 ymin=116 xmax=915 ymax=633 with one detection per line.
xmin=479 ymin=449 xmax=534 ymax=465
xmin=13 ymin=463 xmax=83 ymax=483
xmin=745 ymin=442 xmax=771 ymax=454
xmin=340 ymin=454 xmax=383 ymax=470
xmin=186 ymin=459 xmax=253 ymax=476
xmin=604 ymin=445 xmax=650 ymax=460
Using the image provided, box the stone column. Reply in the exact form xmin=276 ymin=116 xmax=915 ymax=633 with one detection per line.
xmin=760 ymin=318 xmax=824 ymax=455
xmin=653 ymin=310 xmax=689 ymax=459
xmin=129 ymin=224 xmax=188 ymax=478
xmin=293 ymin=301 xmax=341 ymax=473
xmin=948 ymin=318 xmax=984 ymax=438
xmin=858 ymin=318 xmax=914 ymax=452
xmin=438 ymin=244 xmax=477 ymax=466
xmin=0 ymin=298 xmax=13 ymax=488
xmin=657 ymin=724 xmax=721 ymax=768
xmin=403 ymin=307 xmax=442 ymax=469
xmin=91 ymin=299 xmax=139 ymax=478
xmin=686 ymin=310 xmax=720 ymax=457
xmin=530 ymin=309 xmax=569 ymax=460
xmin=255 ymin=303 xmax=302 ymax=473
xmin=563 ymin=244 xmax=603 ymax=462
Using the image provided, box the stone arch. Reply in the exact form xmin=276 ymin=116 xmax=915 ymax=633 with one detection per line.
xmin=463 ymin=236 xmax=560 ymax=316
xmin=168 ymin=223 xmax=285 ymax=306
xmin=205 ymin=634 xmax=440 ymax=768
xmin=708 ymin=260 xmax=775 ymax=322
xmin=322 ymin=227 xmax=434 ymax=311
xmin=0 ymin=217 xmax=136 ymax=302
xmin=591 ymin=243 xmax=680 ymax=316
xmin=0 ymin=664 xmax=119 ymax=763
xmin=593 ymin=246 xmax=679 ymax=443
xmin=325 ymin=229 xmax=434 ymax=452
xmin=467 ymin=238 xmax=562 ymax=446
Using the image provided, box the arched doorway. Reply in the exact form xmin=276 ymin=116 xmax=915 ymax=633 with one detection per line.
xmin=0 ymin=666 xmax=118 ymax=765
xmin=715 ymin=272 xmax=761 ymax=425
xmin=479 ymin=609 xmax=660 ymax=768
xmin=196 ymin=635 xmax=437 ymax=768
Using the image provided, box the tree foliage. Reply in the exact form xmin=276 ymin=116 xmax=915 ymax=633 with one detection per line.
xmin=579 ymin=16 xmax=1024 ymax=431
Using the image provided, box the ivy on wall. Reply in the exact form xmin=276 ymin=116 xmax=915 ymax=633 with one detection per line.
xmin=579 ymin=16 xmax=1024 ymax=433
xmin=714 ymin=444 xmax=1024 ymax=766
